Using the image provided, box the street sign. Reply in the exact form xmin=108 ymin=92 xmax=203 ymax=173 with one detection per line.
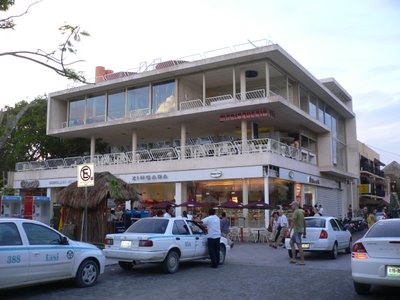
xmin=77 ymin=164 xmax=95 ymax=187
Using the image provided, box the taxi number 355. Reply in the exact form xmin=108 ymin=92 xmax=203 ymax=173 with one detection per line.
xmin=7 ymin=255 xmax=21 ymax=264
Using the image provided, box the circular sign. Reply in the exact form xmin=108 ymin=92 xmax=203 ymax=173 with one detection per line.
xmin=80 ymin=166 xmax=92 ymax=182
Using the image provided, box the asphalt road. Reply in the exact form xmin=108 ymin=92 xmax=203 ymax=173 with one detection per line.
xmin=2 ymin=231 xmax=399 ymax=300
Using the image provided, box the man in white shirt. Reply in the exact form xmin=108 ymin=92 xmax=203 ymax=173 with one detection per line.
xmin=274 ymin=207 xmax=288 ymax=248
xmin=201 ymin=208 xmax=221 ymax=268
xmin=318 ymin=204 xmax=324 ymax=215
xmin=163 ymin=205 xmax=173 ymax=218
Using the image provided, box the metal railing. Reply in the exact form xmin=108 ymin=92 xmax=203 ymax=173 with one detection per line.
xmin=15 ymin=137 xmax=317 ymax=172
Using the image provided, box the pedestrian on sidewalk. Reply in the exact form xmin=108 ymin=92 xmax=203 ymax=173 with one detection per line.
xmin=289 ymin=201 xmax=306 ymax=265
xmin=201 ymin=208 xmax=221 ymax=268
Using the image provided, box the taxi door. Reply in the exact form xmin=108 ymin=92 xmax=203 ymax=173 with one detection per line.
xmin=187 ymin=221 xmax=208 ymax=257
xmin=0 ymin=222 xmax=29 ymax=288
xmin=172 ymin=220 xmax=196 ymax=259
xmin=22 ymin=222 xmax=74 ymax=281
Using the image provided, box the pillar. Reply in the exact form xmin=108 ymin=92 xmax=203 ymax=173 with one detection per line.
xmin=175 ymin=182 xmax=183 ymax=217
xmin=264 ymin=177 xmax=270 ymax=227
xmin=181 ymin=124 xmax=186 ymax=160
xmin=242 ymin=180 xmax=249 ymax=226
xmin=131 ymin=130 xmax=137 ymax=162
xmin=265 ymin=62 xmax=270 ymax=97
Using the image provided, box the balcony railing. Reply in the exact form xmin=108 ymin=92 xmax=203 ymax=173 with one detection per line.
xmin=15 ymin=138 xmax=317 ymax=172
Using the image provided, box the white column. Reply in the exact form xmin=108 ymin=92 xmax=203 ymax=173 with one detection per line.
xmin=242 ymin=180 xmax=249 ymax=226
xmin=232 ymin=67 xmax=236 ymax=100
xmin=264 ymin=177 xmax=270 ymax=227
xmin=202 ymin=73 xmax=206 ymax=105
xmin=175 ymin=182 xmax=183 ymax=217
xmin=181 ymin=124 xmax=186 ymax=160
xmin=265 ymin=62 xmax=270 ymax=97
xmin=240 ymin=70 xmax=246 ymax=100
xmin=241 ymin=120 xmax=247 ymax=142
xmin=90 ymin=136 xmax=95 ymax=162
xmin=131 ymin=130 xmax=137 ymax=162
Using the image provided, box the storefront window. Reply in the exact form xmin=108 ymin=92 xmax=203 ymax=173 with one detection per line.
xmin=269 ymin=179 xmax=294 ymax=209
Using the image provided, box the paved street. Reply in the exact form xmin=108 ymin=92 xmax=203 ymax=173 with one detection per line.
xmin=2 ymin=231 xmax=400 ymax=300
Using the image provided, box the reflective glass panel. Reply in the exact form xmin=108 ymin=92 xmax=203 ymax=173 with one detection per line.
xmin=152 ymin=81 xmax=176 ymax=114
xmin=107 ymin=91 xmax=125 ymax=121
xmin=68 ymin=98 xmax=85 ymax=126
xmin=86 ymin=94 xmax=105 ymax=124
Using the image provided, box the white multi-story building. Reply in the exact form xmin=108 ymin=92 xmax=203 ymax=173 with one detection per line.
xmin=12 ymin=40 xmax=359 ymax=226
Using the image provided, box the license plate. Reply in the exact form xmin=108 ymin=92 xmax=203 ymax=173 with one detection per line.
xmin=120 ymin=240 xmax=132 ymax=248
xmin=386 ymin=266 xmax=400 ymax=277
xmin=301 ymin=243 xmax=310 ymax=249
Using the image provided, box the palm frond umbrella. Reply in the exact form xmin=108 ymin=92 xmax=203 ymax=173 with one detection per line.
xmin=243 ymin=200 xmax=270 ymax=227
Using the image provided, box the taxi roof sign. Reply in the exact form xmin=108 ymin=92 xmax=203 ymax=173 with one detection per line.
xmin=77 ymin=164 xmax=95 ymax=187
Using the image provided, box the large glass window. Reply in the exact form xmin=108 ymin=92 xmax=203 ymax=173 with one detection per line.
xmin=318 ymin=100 xmax=325 ymax=123
xmin=309 ymin=94 xmax=317 ymax=119
xmin=68 ymin=98 xmax=85 ymax=126
xmin=107 ymin=90 xmax=125 ymax=121
xmin=269 ymin=179 xmax=294 ymax=209
xmin=152 ymin=81 xmax=176 ymax=114
xmin=127 ymin=86 xmax=150 ymax=117
xmin=300 ymin=87 xmax=308 ymax=113
xmin=86 ymin=94 xmax=105 ymax=124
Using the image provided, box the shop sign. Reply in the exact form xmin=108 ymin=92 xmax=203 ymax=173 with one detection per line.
xmin=358 ymin=184 xmax=371 ymax=194
xmin=210 ymin=170 xmax=223 ymax=178
xmin=21 ymin=180 xmax=40 ymax=189
xmin=219 ymin=109 xmax=275 ymax=122
xmin=132 ymin=174 xmax=168 ymax=181
xmin=307 ymin=176 xmax=320 ymax=185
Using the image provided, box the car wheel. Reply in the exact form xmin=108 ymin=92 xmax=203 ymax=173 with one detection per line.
xmin=75 ymin=259 xmax=99 ymax=287
xmin=162 ymin=250 xmax=180 ymax=274
xmin=118 ymin=261 xmax=134 ymax=270
xmin=219 ymin=245 xmax=226 ymax=265
xmin=329 ymin=242 xmax=338 ymax=259
xmin=353 ymin=281 xmax=371 ymax=295
xmin=345 ymin=239 xmax=352 ymax=254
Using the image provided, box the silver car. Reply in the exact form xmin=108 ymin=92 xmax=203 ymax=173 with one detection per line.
xmin=351 ymin=219 xmax=400 ymax=295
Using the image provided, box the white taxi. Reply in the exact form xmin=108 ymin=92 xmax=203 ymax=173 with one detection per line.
xmin=103 ymin=217 xmax=230 ymax=273
xmin=0 ymin=218 xmax=105 ymax=289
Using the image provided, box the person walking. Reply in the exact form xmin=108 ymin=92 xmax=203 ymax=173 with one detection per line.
xmin=201 ymin=208 xmax=221 ymax=268
xmin=274 ymin=207 xmax=288 ymax=248
xmin=289 ymin=201 xmax=306 ymax=265
xmin=220 ymin=211 xmax=233 ymax=248
xmin=367 ymin=207 xmax=376 ymax=228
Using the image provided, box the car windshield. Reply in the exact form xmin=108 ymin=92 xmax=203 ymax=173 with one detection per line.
xmin=126 ymin=218 xmax=169 ymax=234
xmin=366 ymin=221 xmax=400 ymax=238
xmin=306 ymin=218 xmax=326 ymax=228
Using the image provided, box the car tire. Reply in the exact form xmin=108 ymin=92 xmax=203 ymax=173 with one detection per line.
xmin=162 ymin=250 xmax=180 ymax=274
xmin=219 ymin=245 xmax=226 ymax=265
xmin=329 ymin=242 xmax=338 ymax=259
xmin=75 ymin=259 xmax=99 ymax=287
xmin=353 ymin=281 xmax=371 ymax=295
xmin=118 ymin=261 xmax=134 ymax=270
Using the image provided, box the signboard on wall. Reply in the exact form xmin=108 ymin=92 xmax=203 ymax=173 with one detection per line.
xmin=358 ymin=184 xmax=371 ymax=194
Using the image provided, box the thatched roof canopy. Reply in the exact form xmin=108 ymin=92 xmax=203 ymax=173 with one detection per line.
xmin=56 ymin=172 xmax=139 ymax=209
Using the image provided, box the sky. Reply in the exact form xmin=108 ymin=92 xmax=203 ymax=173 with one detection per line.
xmin=1 ymin=0 xmax=399 ymax=165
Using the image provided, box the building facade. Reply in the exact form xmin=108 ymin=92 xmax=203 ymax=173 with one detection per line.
xmin=358 ymin=142 xmax=386 ymax=213
xmin=10 ymin=41 xmax=359 ymax=227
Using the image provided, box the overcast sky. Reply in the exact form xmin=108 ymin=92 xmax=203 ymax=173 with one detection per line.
xmin=1 ymin=0 xmax=399 ymax=165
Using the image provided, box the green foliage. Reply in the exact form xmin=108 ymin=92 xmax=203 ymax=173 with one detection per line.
xmin=0 ymin=0 xmax=14 ymax=11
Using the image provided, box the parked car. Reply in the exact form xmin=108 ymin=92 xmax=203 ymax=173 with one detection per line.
xmin=374 ymin=211 xmax=385 ymax=221
xmin=103 ymin=217 xmax=230 ymax=273
xmin=0 ymin=218 xmax=105 ymax=290
xmin=285 ymin=216 xmax=352 ymax=259
xmin=351 ymin=219 xmax=400 ymax=295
